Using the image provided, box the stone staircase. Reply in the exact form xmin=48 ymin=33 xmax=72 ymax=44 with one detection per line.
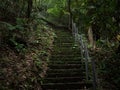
xmin=41 ymin=30 xmax=92 ymax=90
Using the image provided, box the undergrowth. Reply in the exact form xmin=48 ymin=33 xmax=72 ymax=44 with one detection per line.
xmin=0 ymin=21 xmax=55 ymax=89
xmin=91 ymin=42 xmax=120 ymax=90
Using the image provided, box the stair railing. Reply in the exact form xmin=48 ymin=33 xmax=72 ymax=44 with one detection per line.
xmin=71 ymin=21 xmax=97 ymax=90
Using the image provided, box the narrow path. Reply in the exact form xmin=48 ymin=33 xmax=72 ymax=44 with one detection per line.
xmin=41 ymin=30 xmax=92 ymax=90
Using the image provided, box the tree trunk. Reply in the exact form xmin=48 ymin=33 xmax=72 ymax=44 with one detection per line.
xmin=88 ymin=26 xmax=96 ymax=49
xmin=68 ymin=0 xmax=72 ymax=30
xmin=27 ymin=0 xmax=33 ymax=18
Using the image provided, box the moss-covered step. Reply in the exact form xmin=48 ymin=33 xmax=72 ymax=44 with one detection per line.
xmin=48 ymin=60 xmax=82 ymax=64
xmin=50 ymin=57 xmax=82 ymax=61
xmin=47 ymin=68 xmax=85 ymax=74
xmin=42 ymin=82 xmax=92 ymax=90
xmin=50 ymin=56 xmax=82 ymax=60
xmin=53 ymin=47 xmax=80 ymax=53
xmin=54 ymin=39 xmax=74 ymax=43
xmin=43 ymin=77 xmax=84 ymax=83
xmin=54 ymin=43 xmax=74 ymax=47
xmin=45 ymin=72 xmax=85 ymax=78
xmin=48 ymin=64 xmax=82 ymax=69
xmin=54 ymin=36 xmax=74 ymax=40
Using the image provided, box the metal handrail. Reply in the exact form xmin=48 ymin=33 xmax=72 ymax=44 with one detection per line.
xmin=71 ymin=21 xmax=97 ymax=90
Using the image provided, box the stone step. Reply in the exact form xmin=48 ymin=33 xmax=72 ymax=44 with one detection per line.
xmin=52 ymin=52 xmax=81 ymax=56
xmin=50 ymin=57 xmax=81 ymax=61
xmin=55 ymin=30 xmax=71 ymax=33
xmin=46 ymin=72 xmax=85 ymax=78
xmin=43 ymin=77 xmax=84 ymax=83
xmin=50 ymin=57 xmax=82 ymax=62
xmin=50 ymin=58 xmax=82 ymax=62
xmin=54 ymin=43 xmax=74 ymax=47
xmin=48 ymin=64 xmax=82 ymax=69
xmin=51 ymin=55 xmax=81 ymax=59
xmin=52 ymin=51 xmax=80 ymax=55
xmin=55 ymin=35 xmax=72 ymax=38
xmin=53 ymin=48 xmax=80 ymax=53
xmin=53 ymin=46 xmax=78 ymax=49
xmin=46 ymin=89 xmax=90 ymax=90
xmin=54 ymin=44 xmax=79 ymax=48
xmin=49 ymin=60 xmax=82 ymax=64
xmin=42 ymin=82 xmax=92 ymax=89
xmin=53 ymin=44 xmax=74 ymax=47
xmin=53 ymin=45 xmax=75 ymax=49
xmin=54 ymin=32 xmax=72 ymax=36
xmin=51 ymin=55 xmax=82 ymax=58
xmin=52 ymin=46 xmax=80 ymax=54
xmin=55 ymin=31 xmax=72 ymax=35
xmin=54 ymin=47 xmax=79 ymax=50
xmin=54 ymin=37 xmax=74 ymax=41
xmin=54 ymin=40 xmax=74 ymax=43
xmin=47 ymin=69 xmax=84 ymax=73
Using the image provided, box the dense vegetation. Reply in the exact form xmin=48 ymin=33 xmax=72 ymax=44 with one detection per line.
xmin=0 ymin=0 xmax=120 ymax=90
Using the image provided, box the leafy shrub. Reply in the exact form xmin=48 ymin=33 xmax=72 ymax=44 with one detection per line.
xmin=100 ymin=53 xmax=120 ymax=90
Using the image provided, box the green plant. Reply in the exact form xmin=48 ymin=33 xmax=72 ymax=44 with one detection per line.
xmin=99 ymin=53 xmax=120 ymax=90
xmin=9 ymin=38 xmax=26 ymax=53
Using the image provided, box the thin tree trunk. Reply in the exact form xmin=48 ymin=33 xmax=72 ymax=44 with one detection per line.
xmin=68 ymin=0 xmax=72 ymax=30
xmin=27 ymin=0 xmax=33 ymax=18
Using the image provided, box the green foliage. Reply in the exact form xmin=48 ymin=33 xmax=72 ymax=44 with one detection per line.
xmin=0 ymin=19 xmax=27 ymax=53
xmin=99 ymin=54 xmax=120 ymax=90
xmin=2 ymin=21 xmax=24 ymax=31
xmin=10 ymin=38 xmax=26 ymax=52
xmin=47 ymin=6 xmax=61 ymax=17
xmin=0 ymin=0 xmax=55 ymax=90
xmin=68 ymin=0 xmax=119 ymax=39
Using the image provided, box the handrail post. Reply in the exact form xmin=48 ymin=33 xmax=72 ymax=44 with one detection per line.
xmin=79 ymin=35 xmax=89 ymax=81
xmin=84 ymin=43 xmax=89 ymax=81
xmin=78 ymin=35 xmax=84 ymax=62
xmin=91 ymin=59 xmax=97 ymax=90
